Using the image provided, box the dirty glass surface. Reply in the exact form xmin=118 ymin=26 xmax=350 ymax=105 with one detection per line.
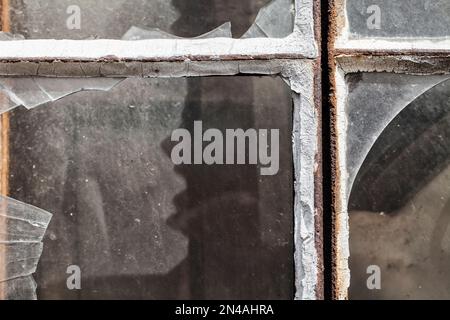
xmin=4 ymin=76 xmax=294 ymax=299
xmin=347 ymin=74 xmax=450 ymax=299
xmin=347 ymin=0 xmax=450 ymax=39
xmin=1 ymin=0 xmax=294 ymax=39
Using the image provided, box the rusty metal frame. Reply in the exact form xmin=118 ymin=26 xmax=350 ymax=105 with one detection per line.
xmin=0 ymin=0 xmax=324 ymax=300
xmin=330 ymin=0 xmax=450 ymax=300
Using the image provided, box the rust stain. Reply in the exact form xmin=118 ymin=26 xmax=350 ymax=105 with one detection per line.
xmin=313 ymin=58 xmax=324 ymax=300
xmin=1 ymin=113 xmax=8 ymax=198
xmin=1 ymin=0 xmax=9 ymax=33
xmin=329 ymin=0 xmax=450 ymax=300
xmin=1 ymin=0 xmax=10 ymax=192
xmin=329 ymin=0 xmax=347 ymax=300
xmin=0 ymin=0 xmax=10 ymax=301
xmin=0 ymin=53 xmax=309 ymax=64
xmin=312 ymin=0 xmax=324 ymax=300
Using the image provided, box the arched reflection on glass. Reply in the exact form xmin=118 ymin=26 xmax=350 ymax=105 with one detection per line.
xmin=348 ymin=75 xmax=450 ymax=299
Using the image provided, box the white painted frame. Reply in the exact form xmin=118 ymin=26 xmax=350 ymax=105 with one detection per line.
xmin=0 ymin=0 xmax=317 ymax=61
xmin=0 ymin=0 xmax=322 ymax=300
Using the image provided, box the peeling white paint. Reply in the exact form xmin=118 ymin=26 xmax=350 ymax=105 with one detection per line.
xmin=0 ymin=59 xmax=321 ymax=300
xmin=0 ymin=38 xmax=316 ymax=61
xmin=333 ymin=65 xmax=351 ymax=300
xmin=289 ymin=61 xmax=319 ymax=300
xmin=0 ymin=0 xmax=317 ymax=61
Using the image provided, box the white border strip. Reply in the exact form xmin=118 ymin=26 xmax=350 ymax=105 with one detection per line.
xmin=0 ymin=0 xmax=318 ymax=61
xmin=0 ymin=37 xmax=316 ymax=61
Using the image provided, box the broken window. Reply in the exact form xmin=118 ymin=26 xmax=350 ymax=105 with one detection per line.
xmin=346 ymin=73 xmax=450 ymax=299
xmin=6 ymin=0 xmax=450 ymax=302
xmin=2 ymin=0 xmax=295 ymax=40
xmin=0 ymin=0 xmax=320 ymax=301
xmin=22 ymin=0 xmax=450 ymax=302
xmin=331 ymin=0 xmax=450 ymax=300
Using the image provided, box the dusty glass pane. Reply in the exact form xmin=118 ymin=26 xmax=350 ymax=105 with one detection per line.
xmin=347 ymin=0 xmax=450 ymax=39
xmin=1 ymin=0 xmax=295 ymax=39
xmin=4 ymin=76 xmax=294 ymax=299
xmin=347 ymin=73 xmax=450 ymax=299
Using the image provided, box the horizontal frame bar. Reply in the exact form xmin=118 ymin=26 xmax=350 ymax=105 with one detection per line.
xmin=0 ymin=0 xmax=318 ymax=62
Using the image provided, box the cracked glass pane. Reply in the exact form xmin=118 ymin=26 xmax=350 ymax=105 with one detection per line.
xmin=347 ymin=73 xmax=450 ymax=299
xmin=3 ymin=76 xmax=294 ymax=299
xmin=347 ymin=0 xmax=450 ymax=39
xmin=2 ymin=0 xmax=294 ymax=40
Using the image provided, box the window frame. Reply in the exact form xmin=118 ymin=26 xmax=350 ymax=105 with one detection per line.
xmin=0 ymin=0 xmax=323 ymax=300
xmin=330 ymin=0 xmax=450 ymax=300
